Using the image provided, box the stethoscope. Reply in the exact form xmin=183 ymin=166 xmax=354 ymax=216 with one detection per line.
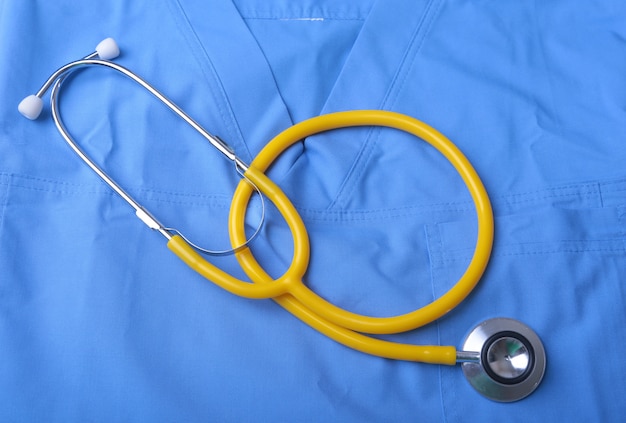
xmin=19 ymin=38 xmax=546 ymax=402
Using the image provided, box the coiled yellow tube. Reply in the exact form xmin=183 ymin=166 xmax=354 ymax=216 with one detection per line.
xmin=168 ymin=110 xmax=493 ymax=365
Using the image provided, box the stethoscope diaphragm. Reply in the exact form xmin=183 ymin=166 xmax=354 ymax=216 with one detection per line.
xmin=461 ymin=318 xmax=546 ymax=402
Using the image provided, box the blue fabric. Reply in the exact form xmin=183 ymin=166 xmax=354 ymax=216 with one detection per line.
xmin=1 ymin=0 xmax=625 ymax=420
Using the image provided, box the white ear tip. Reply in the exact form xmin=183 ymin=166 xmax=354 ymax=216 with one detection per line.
xmin=18 ymin=95 xmax=44 ymax=120
xmin=96 ymin=37 xmax=120 ymax=60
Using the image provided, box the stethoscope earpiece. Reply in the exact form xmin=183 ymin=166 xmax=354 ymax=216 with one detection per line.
xmin=18 ymin=94 xmax=43 ymax=120
xmin=95 ymin=37 xmax=120 ymax=60
xmin=18 ymin=37 xmax=120 ymax=121
xmin=461 ymin=318 xmax=546 ymax=402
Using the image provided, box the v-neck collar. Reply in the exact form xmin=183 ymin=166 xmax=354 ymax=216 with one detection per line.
xmin=169 ymin=0 xmax=442 ymax=208
xmin=319 ymin=0 xmax=444 ymax=209
xmin=322 ymin=0 xmax=442 ymax=113
xmin=169 ymin=0 xmax=293 ymax=166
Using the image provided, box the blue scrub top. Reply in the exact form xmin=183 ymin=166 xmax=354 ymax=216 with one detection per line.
xmin=1 ymin=0 xmax=625 ymax=421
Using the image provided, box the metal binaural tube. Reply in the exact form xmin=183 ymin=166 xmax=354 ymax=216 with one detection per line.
xmin=42 ymin=51 xmax=264 ymax=254
xmin=36 ymin=57 xmax=249 ymax=172
xmin=49 ymin=75 xmax=172 ymax=239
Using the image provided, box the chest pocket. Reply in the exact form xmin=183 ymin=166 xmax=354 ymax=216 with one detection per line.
xmin=427 ymin=178 xmax=626 ymax=421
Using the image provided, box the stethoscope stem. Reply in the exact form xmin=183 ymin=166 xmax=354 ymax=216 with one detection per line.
xmin=456 ymin=351 xmax=481 ymax=363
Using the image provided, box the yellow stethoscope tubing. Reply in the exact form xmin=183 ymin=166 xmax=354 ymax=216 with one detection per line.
xmin=166 ymin=165 xmax=308 ymax=300
xmin=170 ymin=110 xmax=493 ymax=365
xmin=23 ymin=46 xmax=492 ymax=365
xmin=167 ymin=168 xmax=458 ymax=364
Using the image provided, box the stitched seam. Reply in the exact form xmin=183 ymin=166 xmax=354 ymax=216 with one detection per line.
xmin=531 ymin=0 xmax=565 ymax=140
xmin=599 ymin=180 xmax=626 ymax=209
xmin=299 ymin=185 xmax=602 ymax=222
xmin=242 ymin=17 xmax=365 ymax=22
xmin=423 ymin=222 xmax=447 ymax=422
xmin=384 ymin=0 xmax=443 ymax=110
xmin=0 ymin=174 xmax=10 ymax=237
xmin=433 ymin=245 xmax=626 ymax=265
xmin=239 ymin=13 xmax=366 ymax=21
xmin=600 ymin=181 xmax=626 ymax=194
xmin=10 ymin=174 xmax=603 ymax=205
xmin=235 ymin=7 xmax=369 ymax=21
xmin=6 ymin=173 xmax=237 ymax=208
xmin=330 ymin=0 xmax=442 ymax=209
xmin=6 ymin=173 xmax=614 ymax=220
xmin=8 ymin=173 xmax=231 ymax=198
xmin=498 ymin=183 xmax=598 ymax=202
xmin=9 ymin=186 xmax=233 ymax=208
xmin=9 ymin=184 xmax=235 ymax=208
xmin=167 ymin=0 xmax=252 ymax=162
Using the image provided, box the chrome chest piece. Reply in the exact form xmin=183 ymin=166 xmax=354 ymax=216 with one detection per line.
xmin=461 ymin=318 xmax=546 ymax=402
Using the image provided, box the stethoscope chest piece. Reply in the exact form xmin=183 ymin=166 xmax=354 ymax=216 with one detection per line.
xmin=461 ymin=318 xmax=546 ymax=402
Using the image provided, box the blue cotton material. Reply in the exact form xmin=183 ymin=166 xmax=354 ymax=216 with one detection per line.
xmin=1 ymin=0 xmax=625 ymax=421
